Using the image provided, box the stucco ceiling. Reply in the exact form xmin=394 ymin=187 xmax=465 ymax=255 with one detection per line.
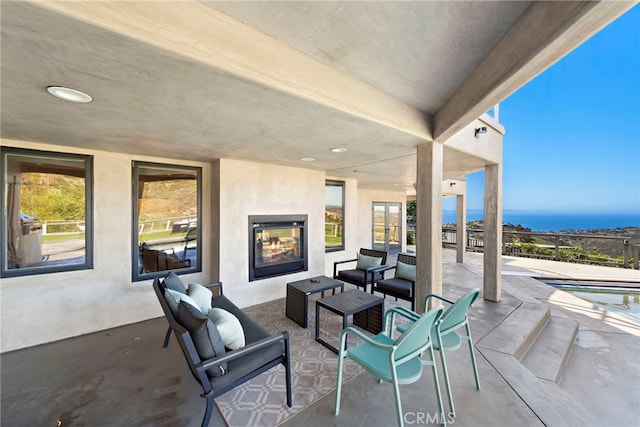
xmin=0 ymin=1 xmax=631 ymax=192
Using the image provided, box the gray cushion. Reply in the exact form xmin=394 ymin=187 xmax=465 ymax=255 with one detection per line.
xmin=164 ymin=271 xmax=187 ymax=294
xmin=375 ymin=278 xmax=413 ymax=297
xmin=177 ymin=301 xmax=228 ymax=377
xmin=338 ymin=268 xmax=384 ymax=284
xmin=396 ymin=261 xmax=416 ymax=281
xmin=355 ymin=253 xmax=383 ymax=270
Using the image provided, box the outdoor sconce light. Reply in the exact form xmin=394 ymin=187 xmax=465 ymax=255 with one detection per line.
xmin=474 ymin=126 xmax=488 ymax=138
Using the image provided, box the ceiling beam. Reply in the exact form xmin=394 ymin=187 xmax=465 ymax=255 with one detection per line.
xmin=433 ymin=1 xmax=635 ymax=144
xmin=31 ymin=0 xmax=432 ymax=141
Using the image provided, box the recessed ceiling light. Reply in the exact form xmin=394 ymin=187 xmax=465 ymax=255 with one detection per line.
xmin=46 ymin=86 xmax=93 ymax=103
xmin=330 ymin=147 xmax=347 ymax=153
xmin=299 ymin=157 xmax=315 ymax=162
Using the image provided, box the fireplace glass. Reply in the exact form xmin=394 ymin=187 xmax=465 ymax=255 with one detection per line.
xmin=249 ymin=215 xmax=307 ymax=281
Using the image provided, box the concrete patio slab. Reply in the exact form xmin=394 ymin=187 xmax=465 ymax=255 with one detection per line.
xmin=1 ymin=249 xmax=638 ymax=426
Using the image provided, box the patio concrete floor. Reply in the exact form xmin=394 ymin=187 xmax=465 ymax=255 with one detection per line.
xmin=2 ymin=249 xmax=639 ymax=426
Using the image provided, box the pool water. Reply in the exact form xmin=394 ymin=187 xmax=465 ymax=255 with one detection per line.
xmin=544 ymin=281 xmax=640 ymax=324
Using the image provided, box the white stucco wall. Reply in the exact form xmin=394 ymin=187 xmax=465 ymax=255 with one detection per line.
xmin=0 ymin=139 xmax=211 ymax=352
xmin=0 ymin=144 xmax=408 ymax=352
xmin=215 ymin=159 xmax=326 ymax=307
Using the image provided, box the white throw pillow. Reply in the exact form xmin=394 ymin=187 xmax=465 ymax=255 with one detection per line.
xmin=164 ymin=289 xmax=201 ymax=317
xmin=187 ymin=283 xmax=213 ymax=313
xmin=207 ymin=308 xmax=245 ymax=350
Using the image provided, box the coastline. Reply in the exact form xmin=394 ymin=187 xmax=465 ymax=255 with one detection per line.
xmin=443 ymin=210 xmax=640 ymax=232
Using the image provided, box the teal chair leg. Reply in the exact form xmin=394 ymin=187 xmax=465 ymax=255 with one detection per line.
xmin=436 ymin=330 xmax=455 ymax=417
xmin=335 ymin=335 xmax=348 ymax=416
xmin=430 ymin=339 xmax=447 ymax=426
xmin=466 ymin=323 xmax=481 ymax=390
xmin=391 ymin=366 xmax=404 ymax=427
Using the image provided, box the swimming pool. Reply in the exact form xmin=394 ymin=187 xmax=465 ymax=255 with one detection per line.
xmin=542 ymin=281 xmax=640 ymax=324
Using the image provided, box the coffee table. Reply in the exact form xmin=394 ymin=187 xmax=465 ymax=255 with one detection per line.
xmin=286 ymin=276 xmax=344 ymax=328
xmin=315 ymin=289 xmax=384 ymax=354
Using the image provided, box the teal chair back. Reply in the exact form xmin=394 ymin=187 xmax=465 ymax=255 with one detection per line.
xmin=432 ymin=288 xmax=481 ymax=418
xmin=395 ymin=305 xmax=443 ymax=361
xmin=439 ymin=288 xmax=479 ymax=334
xmin=335 ymin=305 xmax=447 ymax=427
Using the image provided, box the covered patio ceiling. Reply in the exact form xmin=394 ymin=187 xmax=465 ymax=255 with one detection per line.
xmin=0 ymin=1 xmax=632 ymax=192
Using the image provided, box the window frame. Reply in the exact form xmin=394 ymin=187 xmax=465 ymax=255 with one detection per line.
xmin=1 ymin=147 xmax=94 ymax=278
xmin=131 ymin=161 xmax=202 ymax=282
xmin=325 ymin=179 xmax=345 ymax=252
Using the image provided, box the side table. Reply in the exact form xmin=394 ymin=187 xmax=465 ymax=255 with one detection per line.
xmin=286 ymin=276 xmax=344 ymax=328
xmin=315 ymin=289 xmax=383 ymax=354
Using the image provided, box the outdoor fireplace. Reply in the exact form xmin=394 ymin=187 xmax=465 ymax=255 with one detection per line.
xmin=249 ymin=215 xmax=308 ymax=281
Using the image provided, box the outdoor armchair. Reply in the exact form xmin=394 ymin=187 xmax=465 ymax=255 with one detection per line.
xmin=371 ymin=253 xmax=417 ymax=310
xmin=333 ymin=248 xmax=388 ymax=292
xmin=335 ymin=305 xmax=446 ymax=427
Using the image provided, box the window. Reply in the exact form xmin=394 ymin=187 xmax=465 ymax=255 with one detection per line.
xmin=132 ymin=161 xmax=201 ymax=281
xmin=1 ymin=147 xmax=93 ymax=277
xmin=325 ymin=180 xmax=344 ymax=251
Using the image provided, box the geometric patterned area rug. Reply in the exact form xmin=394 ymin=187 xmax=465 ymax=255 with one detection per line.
xmin=214 ymin=296 xmax=368 ymax=426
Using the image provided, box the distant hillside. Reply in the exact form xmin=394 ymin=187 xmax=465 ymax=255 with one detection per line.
xmin=139 ymin=180 xmax=197 ymax=220
xmin=559 ymin=227 xmax=639 ymax=258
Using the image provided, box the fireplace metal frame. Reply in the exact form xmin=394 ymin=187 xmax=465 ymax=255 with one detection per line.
xmin=249 ymin=214 xmax=308 ymax=281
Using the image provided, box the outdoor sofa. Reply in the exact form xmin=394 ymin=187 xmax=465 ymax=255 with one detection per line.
xmin=153 ymin=273 xmax=292 ymax=427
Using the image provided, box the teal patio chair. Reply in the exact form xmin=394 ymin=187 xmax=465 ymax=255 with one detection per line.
xmin=393 ymin=288 xmax=481 ymax=417
xmin=335 ymin=306 xmax=446 ymax=427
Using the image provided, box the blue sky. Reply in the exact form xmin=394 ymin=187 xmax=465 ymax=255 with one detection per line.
xmin=446 ymin=5 xmax=640 ymax=214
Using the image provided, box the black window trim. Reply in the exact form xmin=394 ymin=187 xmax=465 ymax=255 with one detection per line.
xmin=0 ymin=146 xmax=94 ymax=278
xmin=131 ymin=160 xmax=202 ymax=282
xmin=325 ymin=179 xmax=345 ymax=252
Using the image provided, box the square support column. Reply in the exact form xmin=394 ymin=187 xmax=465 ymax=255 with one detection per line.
xmin=456 ymin=194 xmax=466 ymax=263
xmin=416 ymin=142 xmax=443 ymax=313
xmin=483 ymin=163 xmax=502 ymax=301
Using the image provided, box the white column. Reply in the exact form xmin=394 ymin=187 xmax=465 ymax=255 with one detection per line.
xmin=456 ymin=194 xmax=466 ymax=263
xmin=483 ymin=164 xmax=502 ymax=301
xmin=416 ymin=142 xmax=443 ymax=313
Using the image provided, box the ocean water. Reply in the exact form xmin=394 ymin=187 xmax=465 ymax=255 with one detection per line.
xmin=442 ymin=210 xmax=640 ymax=232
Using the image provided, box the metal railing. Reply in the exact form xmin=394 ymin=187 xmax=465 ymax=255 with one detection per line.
xmin=441 ymin=227 xmax=638 ymax=269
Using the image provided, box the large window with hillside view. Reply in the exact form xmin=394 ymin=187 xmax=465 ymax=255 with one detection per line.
xmin=132 ymin=161 xmax=201 ymax=281
xmin=325 ymin=180 xmax=344 ymax=251
xmin=1 ymin=147 xmax=93 ymax=277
